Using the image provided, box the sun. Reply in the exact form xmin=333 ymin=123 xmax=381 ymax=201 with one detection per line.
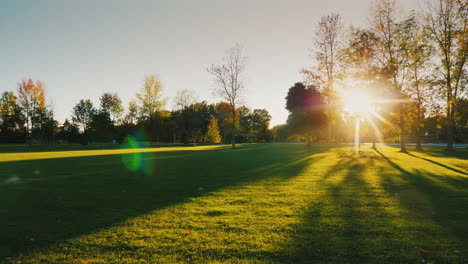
xmin=341 ymin=92 xmax=374 ymax=115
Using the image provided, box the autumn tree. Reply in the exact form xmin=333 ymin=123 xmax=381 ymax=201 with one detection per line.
xmin=206 ymin=117 xmax=221 ymax=143
xmin=72 ymin=99 xmax=96 ymax=133
xmin=207 ymin=43 xmax=247 ymax=148
xmin=425 ymin=0 xmax=468 ymax=150
xmin=16 ymin=79 xmax=46 ymax=137
xmin=214 ymin=102 xmax=238 ymax=143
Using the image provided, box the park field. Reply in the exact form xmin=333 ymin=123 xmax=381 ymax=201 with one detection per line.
xmin=0 ymin=143 xmax=467 ymax=263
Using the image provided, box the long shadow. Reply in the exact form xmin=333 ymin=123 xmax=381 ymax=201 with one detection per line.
xmin=279 ymin=151 xmax=411 ymax=263
xmin=0 ymin=144 xmax=323 ymax=259
xmin=387 ymin=145 xmax=468 ymax=160
xmin=405 ymin=153 xmax=467 ymax=175
xmin=374 ymin=149 xmax=468 ymax=261
xmin=281 ymin=149 xmax=468 ymax=263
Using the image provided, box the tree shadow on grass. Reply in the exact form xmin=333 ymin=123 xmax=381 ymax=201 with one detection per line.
xmin=405 ymin=152 xmax=467 ymax=175
xmin=374 ymin=149 xmax=468 ymax=262
xmin=387 ymin=145 xmax=468 ymax=160
xmin=0 ymin=144 xmax=325 ymax=259
xmin=280 ymin=151 xmax=414 ymax=263
xmin=280 ymin=149 xmax=468 ymax=263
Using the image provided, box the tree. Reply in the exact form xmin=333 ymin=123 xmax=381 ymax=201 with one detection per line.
xmin=89 ymin=111 xmax=113 ymax=142
xmin=71 ymin=99 xmax=95 ymax=133
xmin=100 ymin=92 xmax=124 ymax=124
xmin=342 ymin=27 xmax=381 ymax=148
xmin=0 ymin=91 xmax=25 ymax=142
xmin=238 ymin=106 xmax=252 ymax=133
xmin=370 ymin=0 xmax=411 ymax=152
xmin=16 ymin=79 xmax=46 ymax=137
xmin=250 ymin=109 xmax=272 ymax=141
xmin=135 ymin=75 xmax=167 ymax=140
xmin=136 ymin=75 xmax=166 ymax=120
xmin=123 ymin=100 xmax=139 ymax=125
xmin=402 ymin=12 xmax=434 ymax=150
xmin=285 ymin=82 xmax=327 ymax=144
xmin=206 ymin=117 xmax=221 ymax=143
xmin=179 ymin=101 xmax=212 ymax=143
xmin=57 ymin=119 xmax=80 ymax=143
xmin=173 ymin=89 xmax=198 ymax=110
xmin=425 ymin=0 xmax=468 ymax=150
xmin=214 ymin=102 xmax=238 ymax=143
xmin=454 ymin=98 xmax=468 ymax=142
xmin=308 ymin=13 xmax=344 ymax=142
xmin=36 ymin=107 xmax=58 ymax=143
xmin=207 ymin=43 xmax=247 ymax=148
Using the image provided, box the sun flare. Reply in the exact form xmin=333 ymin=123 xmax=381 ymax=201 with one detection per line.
xmin=341 ymin=92 xmax=374 ymax=115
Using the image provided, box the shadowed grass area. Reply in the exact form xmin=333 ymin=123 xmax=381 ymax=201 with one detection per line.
xmin=0 ymin=144 xmax=467 ymax=263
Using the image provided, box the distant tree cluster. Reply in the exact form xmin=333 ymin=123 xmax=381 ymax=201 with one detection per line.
xmin=0 ymin=74 xmax=272 ymax=145
xmin=285 ymin=0 xmax=468 ymax=149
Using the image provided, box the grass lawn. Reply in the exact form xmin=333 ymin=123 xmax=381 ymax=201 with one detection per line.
xmin=0 ymin=143 xmax=467 ymax=263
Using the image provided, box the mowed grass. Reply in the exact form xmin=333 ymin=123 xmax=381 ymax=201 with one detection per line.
xmin=0 ymin=144 xmax=467 ymax=263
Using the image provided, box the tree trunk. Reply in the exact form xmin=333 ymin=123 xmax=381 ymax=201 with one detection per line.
xmin=399 ymin=103 xmax=407 ymax=153
xmin=231 ymin=107 xmax=236 ymax=149
xmin=447 ymin=103 xmax=454 ymax=151
xmin=415 ymin=102 xmax=422 ymax=150
xmin=372 ymin=128 xmax=376 ymax=149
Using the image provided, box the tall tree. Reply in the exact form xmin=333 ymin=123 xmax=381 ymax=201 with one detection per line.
xmin=207 ymin=43 xmax=247 ymax=148
xmin=370 ymin=0 xmax=411 ymax=152
xmin=402 ymin=12 xmax=434 ymax=150
xmin=425 ymin=0 xmax=468 ymax=150
xmin=343 ymin=27 xmax=380 ymax=148
xmin=16 ymin=79 xmax=46 ymax=137
xmin=135 ymin=75 xmax=166 ymax=140
xmin=71 ymin=99 xmax=95 ymax=133
xmin=136 ymin=75 xmax=166 ymax=120
xmin=313 ymin=13 xmax=343 ymax=142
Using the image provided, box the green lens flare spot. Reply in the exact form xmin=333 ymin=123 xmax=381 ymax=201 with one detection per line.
xmin=33 ymin=170 xmax=41 ymax=175
xmin=121 ymin=136 xmax=142 ymax=172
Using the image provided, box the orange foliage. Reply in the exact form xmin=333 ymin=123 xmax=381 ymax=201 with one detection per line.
xmin=17 ymin=79 xmax=46 ymax=110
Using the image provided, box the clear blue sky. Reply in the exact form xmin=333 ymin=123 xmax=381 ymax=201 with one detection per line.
xmin=0 ymin=0 xmax=421 ymax=127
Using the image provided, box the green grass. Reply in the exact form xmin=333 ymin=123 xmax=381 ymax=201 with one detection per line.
xmin=0 ymin=144 xmax=467 ymax=263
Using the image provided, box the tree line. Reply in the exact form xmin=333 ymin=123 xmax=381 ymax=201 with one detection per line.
xmin=276 ymin=0 xmax=467 ymax=151
xmin=0 ymin=74 xmax=272 ymax=145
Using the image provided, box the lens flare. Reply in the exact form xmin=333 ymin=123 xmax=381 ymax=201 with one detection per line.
xmin=121 ymin=136 xmax=142 ymax=172
xmin=342 ymin=92 xmax=373 ymax=115
xmin=120 ymin=128 xmax=155 ymax=175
